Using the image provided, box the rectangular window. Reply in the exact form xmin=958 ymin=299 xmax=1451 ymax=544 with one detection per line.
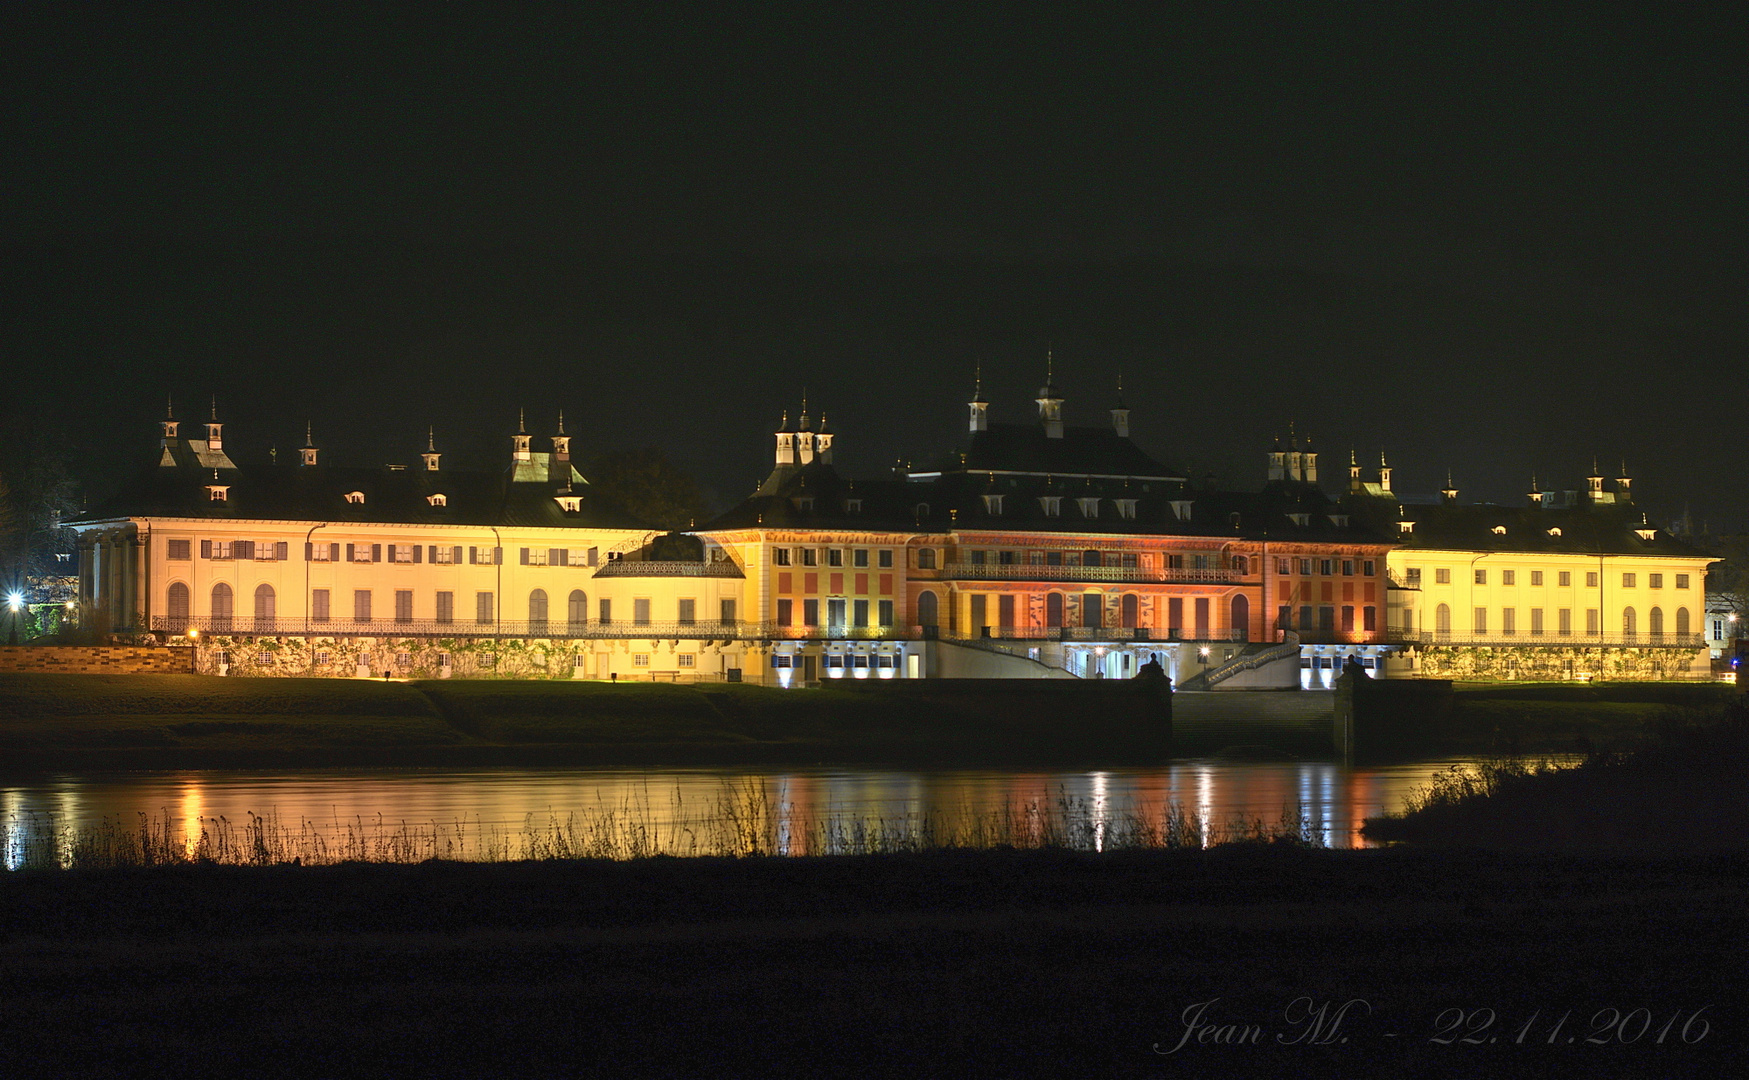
xmin=1586 ymin=608 xmax=1600 ymax=635
xmin=777 ymin=598 xmax=793 ymax=626
xmin=970 ymin=549 xmax=986 ymax=566
xmin=1502 ymin=608 xmax=1516 ymax=635
xmin=1530 ymin=608 xmax=1544 ymax=635
xmin=720 ymin=598 xmax=737 ymax=625
xmin=351 ymin=544 xmax=373 ymax=564
xmin=436 ymin=591 xmax=454 ymax=624
xmin=210 ymin=540 xmax=233 ymax=560
xmin=477 ymin=592 xmax=494 ymax=624
xmin=827 ymin=549 xmax=844 ymax=567
xmin=878 ymin=549 xmax=893 ymax=568
xmin=632 ymin=654 xmax=649 ymax=667
xmin=878 ymin=600 xmax=894 ymax=626
xmin=1362 ymin=606 xmax=1376 ymax=632
xmin=1621 ymin=573 xmax=1636 ymax=588
xmin=1318 ymin=607 xmax=1335 ymax=632
xmin=970 ymin=594 xmax=986 ymax=630
xmin=1676 ymin=574 xmax=1690 ymax=589
xmin=1558 ymin=608 xmax=1572 ymax=635
xmin=852 ymin=654 xmax=869 ymax=669
xmin=1405 ymin=567 xmax=1421 ymax=586
xmin=1342 ymin=560 xmax=1354 ymax=576
xmin=432 ymin=546 xmax=454 ymax=564
xmin=312 ymin=589 xmax=330 ymax=624
xmin=1341 ymin=605 xmax=1354 ymax=632
xmin=1531 ymin=570 xmax=1543 ymax=586
xmin=801 ymin=548 xmax=818 ymax=567
xmin=1586 ymin=571 xmax=1598 ymax=588
xmin=677 ymin=653 xmax=695 ymax=668
xmin=1474 ymin=569 xmax=1487 ymax=585
xmin=634 ymin=598 xmax=651 ymax=626
xmin=803 ymin=599 xmax=819 ymax=626
xmin=773 ymin=548 xmax=791 ymax=566
xmin=1319 ymin=559 xmax=1334 ymax=576
xmin=1649 ymin=573 xmax=1662 ymax=589
xmin=677 ymin=598 xmax=696 ymax=625
xmin=1435 ymin=568 xmax=1451 ymax=584
xmin=853 ymin=549 xmax=869 ymax=568
xmin=1278 ymin=605 xmax=1293 ymax=630
xmin=1559 ymin=571 xmax=1572 ymax=587
xmin=1276 ymin=557 xmax=1291 ymax=575
xmin=598 ymin=598 xmax=611 ymax=624
xmin=772 ymin=655 xmax=792 ymax=668
xmin=853 ymin=599 xmax=869 ymax=628
xmin=827 ymin=598 xmax=846 ymax=629
xmin=395 ymin=590 xmax=413 ymax=623
xmin=824 ymin=655 xmax=844 ymax=669
xmin=392 ymin=544 xmax=416 ymax=564
xmin=1502 ymin=570 xmax=1515 ymax=586
xmin=167 ymin=539 xmax=191 ymax=560
xmin=1473 ymin=608 xmax=1487 ymax=634
xmin=1363 ymin=560 xmax=1375 ymax=576
xmin=354 ymin=590 xmax=372 ymax=623
xmin=876 ymin=654 xmax=895 ymax=669
xmin=310 ymin=542 xmax=332 ymax=562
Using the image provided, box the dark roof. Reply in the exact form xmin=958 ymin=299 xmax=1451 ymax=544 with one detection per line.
xmin=69 ymin=439 xmax=653 ymax=531
xmin=1365 ymin=499 xmax=1712 ymax=559
xmin=912 ymin=422 xmax=1185 ymax=480
xmin=704 ymin=459 xmax=1394 ymax=545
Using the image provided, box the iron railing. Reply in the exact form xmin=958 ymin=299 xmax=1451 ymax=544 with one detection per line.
xmin=591 ymin=560 xmax=745 ymax=579
xmin=1385 ymin=630 xmax=1706 ymax=648
xmin=938 ymin=626 xmax=1247 ymax=644
xmin=936 ymin=563 xmax=1235 ymax=585
xmin=150 ymin=616 xmax=906 ymax=642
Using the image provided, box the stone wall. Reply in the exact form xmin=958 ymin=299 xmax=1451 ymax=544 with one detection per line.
xmin=0 ymin=646 xmax=196 ymax=674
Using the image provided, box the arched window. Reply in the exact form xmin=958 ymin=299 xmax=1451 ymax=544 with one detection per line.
xmin=568 ymin=590 xmax=588 ymax=633
xmin=211 ymin=582 xmax=233 ymax=630
xmin=916 ymin=548 xmax=936 ymax=570
xmin=1045 ymin=592 xmax=1064 ymax=628
xmin=1623 ymin=606 xmax=1637 ymax=640
xmin=1121 ymin=593 xmax=1139 ymax=629
xmin=529 ymin=589 xmax=548 ymax=633
xmin=1232 ymin=555 xmax=1249 ymax=576
xmin=1435 ymin=602 xmax=1451 ymax=637
xmin=1676 ymin=607 xmax=1691 ymax=638
xmin=254 ymin=583 xmax=275 ymax=625
xmin=167 ymin=582 xmax=190 ymax=631
xmin=916 ymin=591 xmax=938 ymax=628
xmin=1231 ymin=594 xmax=1250 ymax=639
xmin=1082 ymin=591 xmax=1103 ymax=630
xmin=1649 ymin=606 xmax=1663 ymax=641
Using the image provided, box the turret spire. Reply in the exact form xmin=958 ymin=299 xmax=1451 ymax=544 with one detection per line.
xmin=1035 ymin=350 xmax=1064 ymax=438
xmin=968 ymin=363 xmax=990 ymax=432
xmin=300 ymin=421 xmax=319 ymax=466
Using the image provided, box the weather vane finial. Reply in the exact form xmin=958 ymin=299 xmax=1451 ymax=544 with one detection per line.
xmin=210 ymin=394 xmax=218 ymax=421
xmin=427 ymin=425 xmax=435 ymax=451
xmin=557 ymin=409 xmax=565 ymax=436
xmin=167 ymin=393 xmax=174 ymax=419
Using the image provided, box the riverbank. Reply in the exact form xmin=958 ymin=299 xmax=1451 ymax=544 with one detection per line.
xmin=2 ymin=845 xmax=1743 ymax=1078
xmin=0 ymin=672 xmax=1169 ymax=771
xmin=1364 ymin=694 xmax=1749 ymax=852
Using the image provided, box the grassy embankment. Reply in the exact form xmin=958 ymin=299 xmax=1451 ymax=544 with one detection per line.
xmin=1366 ymin=693 xmax=1749 ymax=851
xmin=1439 ymin=680 xmax=1739 ymax=755
xmin=0 ymin=672 xmax=1167 ymax=769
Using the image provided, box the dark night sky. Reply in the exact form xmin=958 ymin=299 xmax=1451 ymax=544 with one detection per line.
xmin=4 ymin=3 xmax=1744 ymax=527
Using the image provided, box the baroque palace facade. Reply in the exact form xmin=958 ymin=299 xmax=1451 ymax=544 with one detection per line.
xmin=66 ymin=388 xmax=1712 ymax=684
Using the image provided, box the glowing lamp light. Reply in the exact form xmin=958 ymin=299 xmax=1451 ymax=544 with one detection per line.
xmin=5 ymin=593 xmax=20 ymax=612
xmin=1198 ymin=646 xmax=1211 ymax=658
xmin=187 ymin=628 xmax=200 ymax=640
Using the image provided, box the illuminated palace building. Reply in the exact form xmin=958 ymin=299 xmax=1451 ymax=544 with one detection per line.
xmin=66 ymin=387 xmax=1711 ymax=684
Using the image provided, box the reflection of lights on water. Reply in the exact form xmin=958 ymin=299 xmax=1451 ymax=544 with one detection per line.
xmin=1091 ymin=771 xmax=1109 ymax=852
xmin=1196 ymin=766 xmax=1213 ymax=848
xmin=181 ymin=782 xmax=204 ymax=858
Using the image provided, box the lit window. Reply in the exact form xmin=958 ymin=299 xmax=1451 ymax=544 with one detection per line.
xmin=632 ymin=654 xmax=650 ymax=667
xmin=1547 ymin=527 xmax=1562 ymax=537
xmin=555 ymin=496 xmax=580 ymax=512
xmin=428 ymin=494 xmax=447 ymax=507
xmin=1114 ymin=499 xmax=1137 ymax=520
xmin=1077 ymin=497 xmax=1100 ymax=518
xmin=1634 ymin=528 xmax=1657 ymax=540
xmin=344 ymin=491 xmax=365 ymax=504
xmin=207 ymin=486 xmax=228 ymax=502
xmin=982 ymin=494 xmax=1004 ymax=515
xmin=677 ymin=654 xmax=695 ymax=668
xmin=1491 ymin=525 xmax=1506 ymax=535
xmin=1039 ymin=497 xmax=1061 ymax=517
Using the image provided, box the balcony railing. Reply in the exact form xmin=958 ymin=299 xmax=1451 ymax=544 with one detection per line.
xmin=591 ymin=560 xmax=745 ymax=579
xmin=939 ymin=626 xmax=1248 ymax=644
xmin=937 ymin=562 xmax=1234 ymax=584
xmin=1384 ymin=630 xmax=1706 ymax=648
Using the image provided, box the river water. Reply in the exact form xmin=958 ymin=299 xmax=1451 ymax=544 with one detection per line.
xmin=0 ymin=758 xmax=1511 ymax=868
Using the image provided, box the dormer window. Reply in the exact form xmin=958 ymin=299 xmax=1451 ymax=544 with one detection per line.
xmin=555 ymin=495 xmax=581 ymax=512
xmin=1547 ymin=527 xmax=1563 ymax=537
xmin=1288 ymin=513 xmax=1310 ymax=526
xmin=914 ymin=503 xmax=930 ymax=518
xmin=795 ymin=497 xmax=814 ymax=513
xmin=1169 ymin=500 xmax=1192 ymax=521
xmin=1398 ymin=521 xmax=1414 ymax=534
xmin=206 ymin=486 xmax=229 ymax=502
xmin=1634 ymin=528 xmax=1657 ymax=540
xmin=982 ymin=494 xmax=1004 ymax=515
xmin=1328 ymin=514 xmax=1350 ymax=528
xmin=1491 ymin=525 xmax=1506 ymax=535
xmin=1038 ymin=496 xmax=1061 ymax=517
xmin=1114 ymin=499 xmax=1137 ymax=520
xmin=844 ymin=498 xmax=862 ymax=514
xmin=344 ymin=491 xmax=365 ymax=505
xmin=1077 ymin=497 xmax=1100 ymax=518
xmin=428 ymin=493 xmax=448 ymax=507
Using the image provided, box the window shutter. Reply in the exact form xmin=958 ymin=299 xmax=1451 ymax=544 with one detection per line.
xmin=452 ymin=546 xmax=463 ymax=564
xmin=494 ymin=547 xmax=502 ymax=564
xmin=520 ymin=547 xmax=530 ymax=565
xmin=372 ymin=544 xmax=381 ymax=562
xmin=201 ymin=539 xmax=212 ymax=559
xmin=276 ymin=541 xmax=288 ymax=560
xmin=413 ymin=544 xmax=423 ymax=564
xmin=469 ymin=546 xmax=477 ymax=565
xmin=329 ymin=542 xmax=340 ymax=561
xmin=238 ymin=540 xmax=254 ymax=560
xmin=346 ymin=543 xmax=355 ymax=561
xmin=427 ymin=545 xmax=437 ymax=563
xmin=304 ymin=542 xmax=313 ymax=560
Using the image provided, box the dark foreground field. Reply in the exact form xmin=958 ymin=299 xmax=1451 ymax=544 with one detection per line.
xmin=3 ymin=848 xmax=1746 ymax=1079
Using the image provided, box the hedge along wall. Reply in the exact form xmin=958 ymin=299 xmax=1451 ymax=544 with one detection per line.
xmin=0 ymin=646 xmax=196 ymax=674
xmin=1408 ymin=644 xmax=1709 ymax=681
xmin=188 ymin=636 xmax=585 ymax=679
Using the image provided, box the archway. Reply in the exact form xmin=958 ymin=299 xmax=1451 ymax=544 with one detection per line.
xmin=1231 ymin=594 xmax=1250 ymax=639
xmin=1045 ymin=592 xmax=1063 ymax=628
xmin=568 ymin=590 xmax=588 ymax=633
xmin=916 ymin=591 xmax=938 ymax=628
xmin=529 ymin=588 xmax=549 ymax=633
xmin=167 ymin=582 xmax=190 ymax=630
xmin=1435 ymin=603 xmax=1451 ymax=637
xmin=254 ymin=583 xmax=275 ymax=625
xmin=210 ymin=582 xmax=233 ymax=630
